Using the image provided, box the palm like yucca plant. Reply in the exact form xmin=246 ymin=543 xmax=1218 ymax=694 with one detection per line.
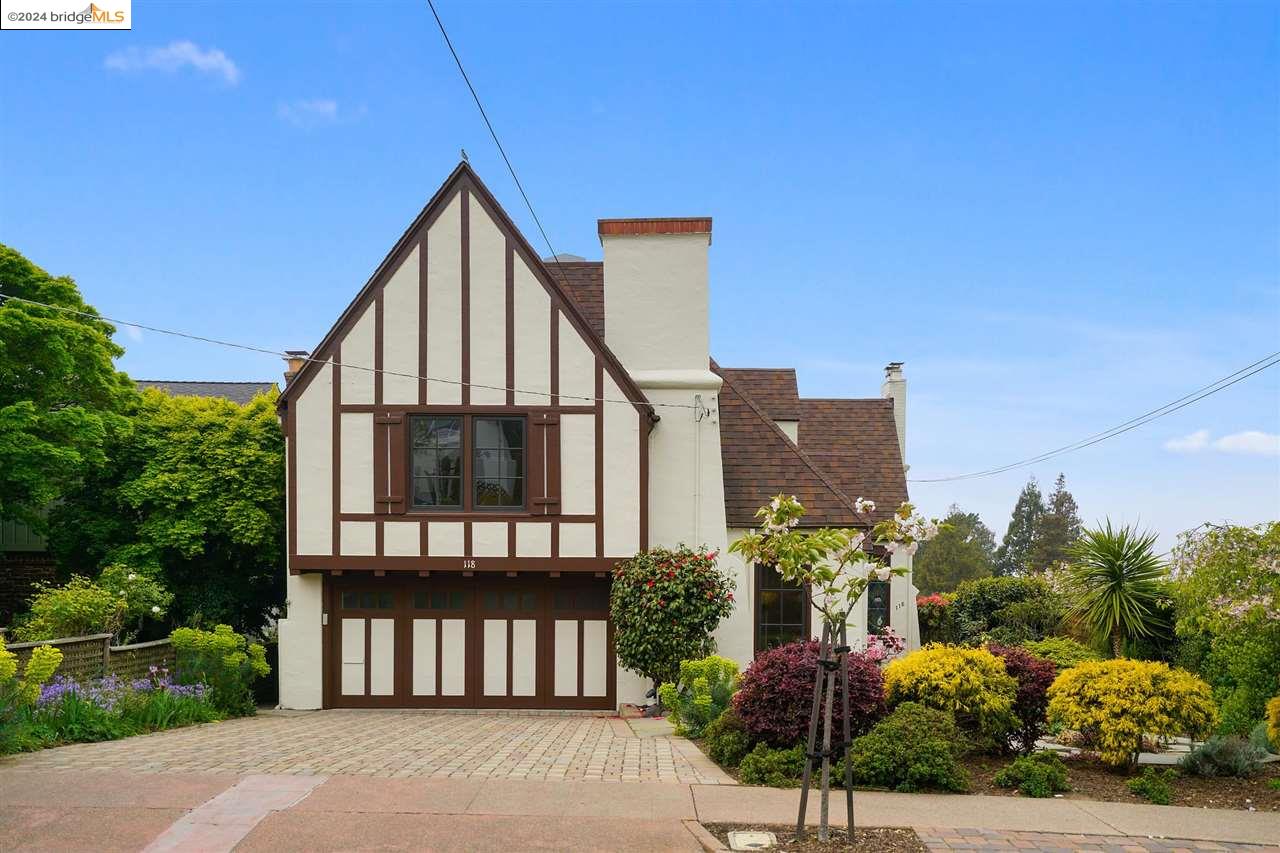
xmin=1066 ymin=521 xmax=1167 ymax=658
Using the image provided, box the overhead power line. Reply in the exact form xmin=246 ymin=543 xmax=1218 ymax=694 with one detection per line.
xmin=0 ymin=293 xmax=699 ymax=410
xmin=908 ymin=350 xmax=1280 ymax=484
xmin=425 ymin=0 xmax=575 ymax=289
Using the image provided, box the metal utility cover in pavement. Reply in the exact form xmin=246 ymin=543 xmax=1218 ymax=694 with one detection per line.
xmin=727 ymin=830 xmax=777 ymax=851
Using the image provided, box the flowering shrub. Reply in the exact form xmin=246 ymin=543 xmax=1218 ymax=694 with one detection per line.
xmin=864 ymin=627 xmax=906 ymax=663
xmin=11 ymin=576 xmax=126 ymax=642
xmin=657 ymin=654 xmax=738 ymax=738
xmin=1268 ymin=696 xmax=1280 ymax=751
xmin=917 ymin=593 xmax=953 ymax=644
xmin=883 ymin=644 xmax=1017 ymax=749
xmin=733 ymin=639 xmax=885 ymax=747
xmin=171 ymin=624 xmax=270 ymax=717
xmin=32 ymin=667 xmax=218 ymax=745
xmin=1020 ymin=637 xmax=1101 ymax=671
xmin=610 ymin=547 xmax=735 ymax=694
xmin=841 ymin=702 xmax=969 ymax=793
xmin=0 ymin=640 xmax=63 ymax=753
xmin=1046 ymin=659 xmax=1218 ymax=768
xmin=987 ymin=644 xmax=1058 ymax=754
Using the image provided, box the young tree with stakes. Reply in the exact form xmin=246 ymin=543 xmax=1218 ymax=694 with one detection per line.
xmin=730 ymin=495 xmax=942 ymax=842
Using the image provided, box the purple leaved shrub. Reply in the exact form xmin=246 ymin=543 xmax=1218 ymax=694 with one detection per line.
xmin=733 ymin=639 xmax=886 ymax=747
xmin=987 ymin=644 xmax=1057 ymax=754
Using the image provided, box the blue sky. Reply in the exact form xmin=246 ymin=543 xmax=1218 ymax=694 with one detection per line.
xmin=1 ymin=0 xmax=1277 ymax=549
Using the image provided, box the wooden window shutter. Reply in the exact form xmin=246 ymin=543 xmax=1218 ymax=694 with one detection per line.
xmin=374 ymin=412 xmax=406 ymax=514
xmin=529 ymin=412 xmax=561 ymax=516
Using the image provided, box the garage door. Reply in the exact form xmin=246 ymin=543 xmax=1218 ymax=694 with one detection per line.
xmin=327 ymin=573 xmax=614 ymax=710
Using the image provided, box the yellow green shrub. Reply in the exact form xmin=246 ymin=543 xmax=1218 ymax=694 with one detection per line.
xmin=883 ymin=644 xmax=1017 ymax=745
xmin=1046 ymin=659 xmax=1217 ymax=768
xmin=1267 ymin=696 xmax=1280 ymax=751
xmin=0 ymin=638 xmax=63 ymax=705
xmin=658 ymin=654 xmax=738 ymax=738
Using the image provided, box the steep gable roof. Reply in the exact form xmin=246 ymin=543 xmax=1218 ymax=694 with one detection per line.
xmin=137 ymin=380 xmax=276 ymax=405
xmin=546 ymin=260 xmax=603 ymax=339
xmin=798 ymin=398 xmax=908 ymax=516
xmin=718 ymin=368 xmax=799 ymax=421
xmin=278 ymin=163 xmax=652 ymax=420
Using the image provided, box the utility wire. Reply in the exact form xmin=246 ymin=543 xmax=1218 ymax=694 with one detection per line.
xmin=425 ymin=0 xmax=576 ymax=289
xmin=909 ymin=351 xmax=1280 ymax=483
xmin=0 ymin=293 xmax=700 ymax=410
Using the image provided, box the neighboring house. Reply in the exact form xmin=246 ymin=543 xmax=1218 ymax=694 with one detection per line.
xmin=275 ymin=163 xmax=916 ymax=712
xmin=0 ymin=380 xmax=276 ymax=626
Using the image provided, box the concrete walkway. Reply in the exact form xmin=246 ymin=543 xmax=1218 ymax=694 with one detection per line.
xmin=1 ymin=769 xmax=1277 ymax=851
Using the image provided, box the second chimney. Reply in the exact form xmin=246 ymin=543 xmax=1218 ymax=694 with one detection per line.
xmin=881 ymin=362 xmax=907 ymax=469
xmin=283 ymin=350 xmax=309 ymax=384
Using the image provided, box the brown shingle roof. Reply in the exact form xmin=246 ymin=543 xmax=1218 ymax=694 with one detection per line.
xmin=718 ymin=368 xmax=800 ymax=421
xmin=798 ymin=398 xmax=908 ymax=519
xmin=137 ymin=380 xmax=277 ymax=405
xmin=715 ymin=362 xmax=869 ymax=528
xmin=546 ymin=261 xmax=603 ymax=339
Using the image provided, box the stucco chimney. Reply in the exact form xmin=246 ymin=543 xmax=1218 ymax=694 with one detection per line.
xmin=881 ymin=362 xmax=907 ymax=468
xmin=598 ymin=218 xmax=711 ymax=374
xmin=283 ymin=350 xmax=309 ymax=384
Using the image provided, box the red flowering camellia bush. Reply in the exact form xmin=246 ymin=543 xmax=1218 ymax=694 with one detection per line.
xmin=733 ymin=639 xmax=886 ymax=747
xmin=610 ymin=546 xmax=736 ymax=696
xmin=987 ymin=644 xmax=1058 ymax=754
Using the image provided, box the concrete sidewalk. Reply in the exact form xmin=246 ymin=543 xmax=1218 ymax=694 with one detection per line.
xmin=2 ymin=769 xmax=1277 ymax=851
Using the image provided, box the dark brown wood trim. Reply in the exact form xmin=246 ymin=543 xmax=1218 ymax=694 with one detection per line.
xmin=460 ymin=186 xmax=470 ymax=407
xmin=505 ymin=618 xmax=514 ymax=697
xmin=464 ymin=523 xmax=473 ymax=557
xmin=507 ymin=521 xmax=516 ymax=558
xmin=292 ymin=555 xmax=622 ymax=572
xmin=551 ymin=521 xmax=559 ymax=559
xmin=363 ymin=616 xmax=372 ymax=697
xmin=594 ymin=360 xmax=604 ymax=559
xmin=340 ymin=512 xmax=595 ymax=523
xmin=332 ymin=356 xmax=341 ymax=556
xmin=639 ymin=408 xmax=649 ymax=551
xmin=505 ymin=238 xmax=515 ymax=406
xmin=435 ymin=616 xmax=444 ymax=698
xmin=376 ymin=521 xmax=384 ymax=558
xmin=576 ymin=618 xmax=585 ymax=697
xmin=420 ymin=519 xmax=429 ymax=556
xmin=418 ymin=232 xmax=428 ymax=405
xmin=374 ymin=286 xmax=384 ymax=406
xmin=340 ymin=403 xmax=594 ymax=414
xmin=549 ymin=306 xmax=559 ymax=407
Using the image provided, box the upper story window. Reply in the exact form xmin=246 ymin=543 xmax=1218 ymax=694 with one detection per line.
xmin=409 ymin=415 xmax=525 ymax=511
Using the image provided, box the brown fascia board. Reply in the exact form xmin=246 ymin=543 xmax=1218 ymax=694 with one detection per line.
xmin=712 ymin=359 xmax=865 ymax=524
xmin=598 ymin=218 xmax=712 ymax=239
xmin=278 ymin=162 xmax=655 ymax=422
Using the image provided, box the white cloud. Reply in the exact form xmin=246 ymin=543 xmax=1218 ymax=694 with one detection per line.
xmin=104 ymin=41 xmax=241 ymax=85
xmin=1163 ymin=429 xmax=1279 ymax=457
xmin=277 ymin=98 xmax=340 ymax=128
xmin=1164 ymin=429 xmax=1210 ymax=453
xmin=1212 ymin=431 xmax=1280 ymax=457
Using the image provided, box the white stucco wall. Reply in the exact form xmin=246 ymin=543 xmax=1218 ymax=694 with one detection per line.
xmin=469 ymin=204 xmax=506 ymax=406
xmin=382 ymin=247 xmax=419 ymax=405
xmin=426 ymin=193 xmax=462 ymax=404
xmin=341 ymin=304 xmax=375 ymax=405
xmin=295 ymin=361 xmax=333 ymax=555
xmin=513 ymin=259 xmax=551 ymax=405
xmin=278 ymin=571 xmax=324 ymax=709
xmin=602 ymin=374 xmax=640 ymax=558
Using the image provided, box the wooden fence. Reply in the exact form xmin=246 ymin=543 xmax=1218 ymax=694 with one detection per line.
xmin=5 ymin=633 xmax=174 ymax=683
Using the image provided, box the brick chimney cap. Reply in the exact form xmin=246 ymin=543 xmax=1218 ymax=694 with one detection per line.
xmin=598 ymin=218 xmax=712 ymax=237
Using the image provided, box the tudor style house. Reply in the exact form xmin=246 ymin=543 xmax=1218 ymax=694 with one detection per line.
xmin=276 ymin=163 xmax=917 ymax=711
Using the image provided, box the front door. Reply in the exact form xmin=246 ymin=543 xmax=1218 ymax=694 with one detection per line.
xmin=327 ymin=573 xmax=613 ymax=710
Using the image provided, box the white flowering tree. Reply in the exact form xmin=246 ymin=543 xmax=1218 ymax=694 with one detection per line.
xmin=730 ymin=495 xmax=941 ymax=842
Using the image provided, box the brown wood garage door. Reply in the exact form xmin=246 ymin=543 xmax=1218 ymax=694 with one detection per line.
xmin=326 ymin=573 xmax=614 ymax=710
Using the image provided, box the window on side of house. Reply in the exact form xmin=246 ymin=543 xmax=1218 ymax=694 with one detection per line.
xmin=408 ymin=414 xmax=526 ymax=512
xmin=754 ymin=563 xmax=809 ymax=653
xmin=866 ymin=579 xmax=891 ymax=634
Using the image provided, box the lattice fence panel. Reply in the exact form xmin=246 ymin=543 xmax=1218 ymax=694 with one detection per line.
xmin=6 ymin=634 xmax=111 ymax=681
xmin=108 ymin=640 xmax=174 ymax=681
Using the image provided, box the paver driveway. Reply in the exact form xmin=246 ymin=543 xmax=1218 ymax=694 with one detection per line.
xmin=0 ymin=710 xmax=732 ymax=784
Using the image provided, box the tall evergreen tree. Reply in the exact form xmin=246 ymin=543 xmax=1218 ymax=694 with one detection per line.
xmin=994 ymin=477 xmax=1045 ymax=576
xmin=915 ymin=504 xmax=997 ymax=593
xmin=1030 ymin=473 xmax=1083 ymax=571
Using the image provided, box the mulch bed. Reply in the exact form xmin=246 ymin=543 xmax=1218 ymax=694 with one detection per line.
xmin=962 ymin=753 xmax=1280 ymax=812
xmin=704 ymin=824 xmax=925 ymax=853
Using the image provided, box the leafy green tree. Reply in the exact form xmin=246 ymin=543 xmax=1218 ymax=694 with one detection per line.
xmin=1029 ymin=474 xmax=1082 ymax=572
xmin=994 ymin=478 xmax=1044 ymax=576
xmin=0 ymin=245 xmax=136 ymax=527
xmin=914 ymin=505 xmax=996 ymax=593
xmin=1172 ymin=522 xmax=1280 ymax=734
xmin=48 ymin=389 xmax=284 ymax=634
xmin=1066 ymin=521 xmax=1168 ymax=658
